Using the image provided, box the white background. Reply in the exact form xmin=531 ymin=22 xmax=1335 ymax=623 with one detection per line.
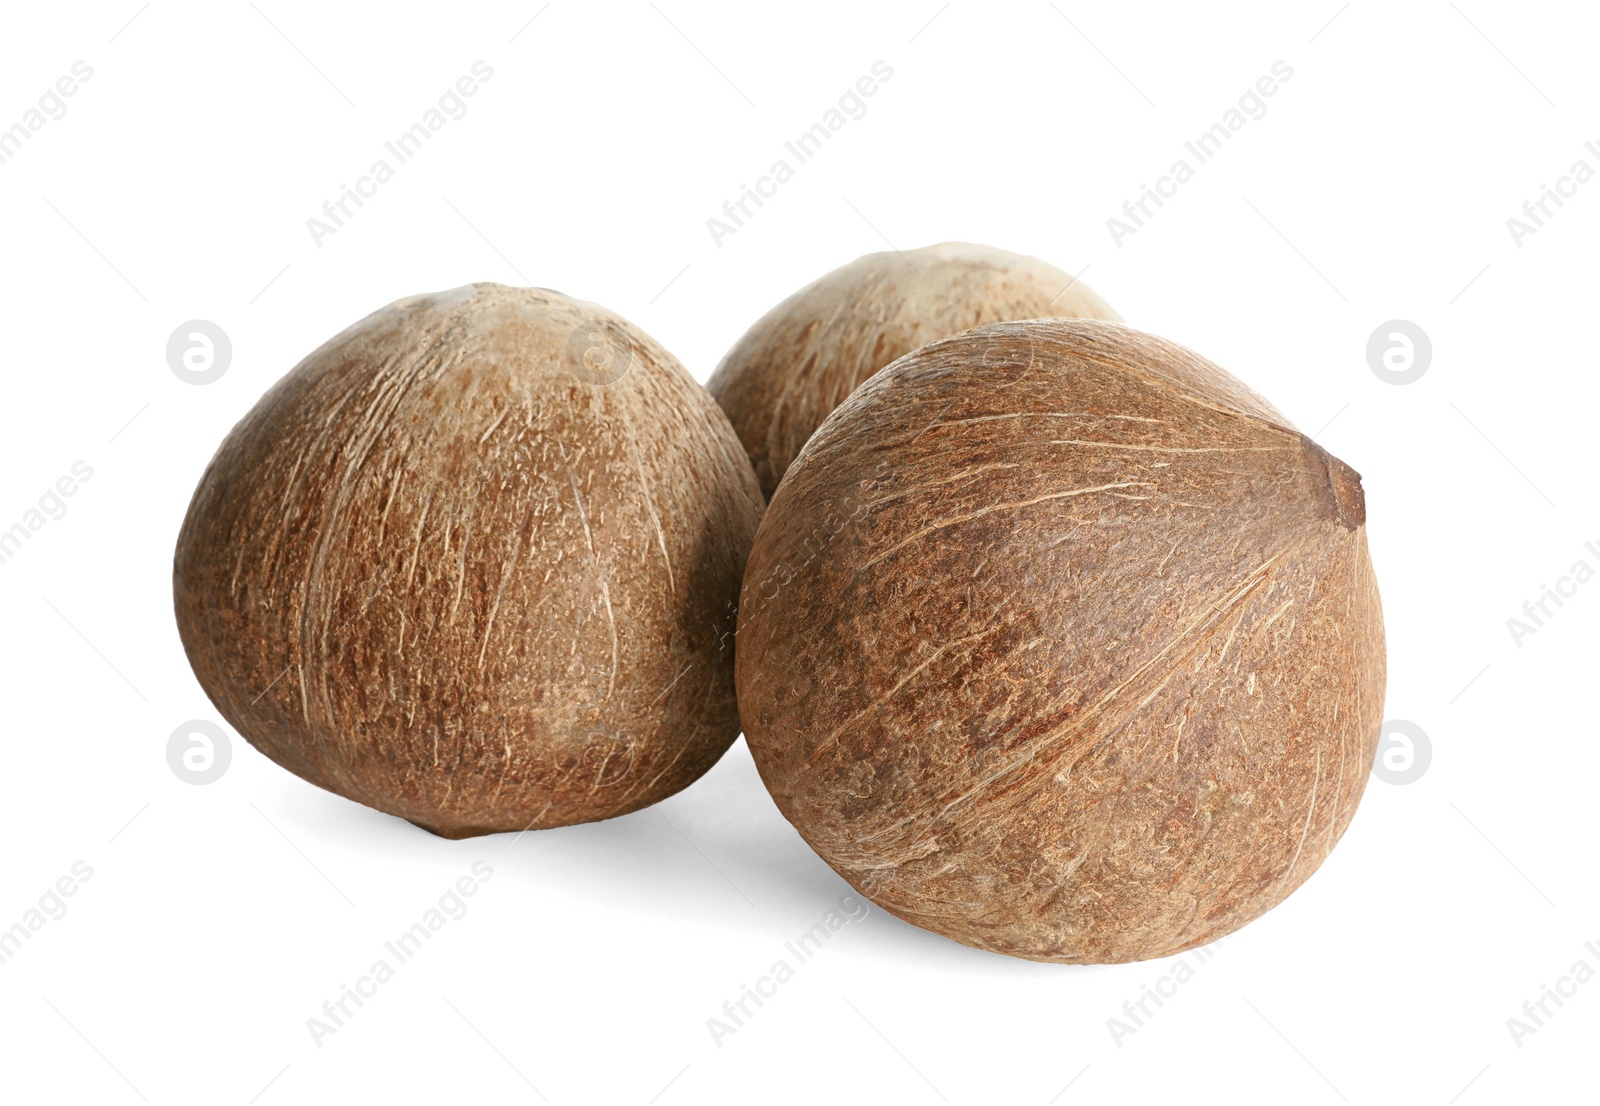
xmin=0 ymin=2 xmax=1594 ymax=1103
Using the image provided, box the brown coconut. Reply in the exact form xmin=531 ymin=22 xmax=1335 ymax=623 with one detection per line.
xmin=735 ymin=319 xmax=1385 ymax=963
xmin=174 ymin=284 xmax=762 ymax=837
xmin=707 ymin=241 xmax=1121 ymax=500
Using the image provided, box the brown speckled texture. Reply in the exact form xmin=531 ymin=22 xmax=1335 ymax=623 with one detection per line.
xmin=175 ymin=284 xmax=763 ymax=837
xmin=708 ymin=242 xmax=1121 ymax=500
xmin=736 ymin=319 xmax=1385 ymax=963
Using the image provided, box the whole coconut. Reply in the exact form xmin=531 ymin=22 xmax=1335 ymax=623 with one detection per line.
xmin=708 ymin=241 xmax=1120 ymax=500
xmin=175 ymin=284 xmax=762 ymax=837
xmin=736 ymin=319 xmax=1385 ymax=963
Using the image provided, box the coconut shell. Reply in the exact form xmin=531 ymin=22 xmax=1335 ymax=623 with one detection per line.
xmin=174 ymin=284 xmax=763 ymax=837
xmin=707 ymin=241 xmax=1121 ymax=500
xmin=735 ymin=319 xmax=1385 ymax=963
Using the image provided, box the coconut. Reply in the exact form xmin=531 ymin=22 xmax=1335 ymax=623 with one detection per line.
xmin=735 ymin=319 xmax=1385 ymax=962
xmin=174 ymin=284 xmax=762 ymax=837
xmin=707 ymin=241 xmax=1120 ymax=499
